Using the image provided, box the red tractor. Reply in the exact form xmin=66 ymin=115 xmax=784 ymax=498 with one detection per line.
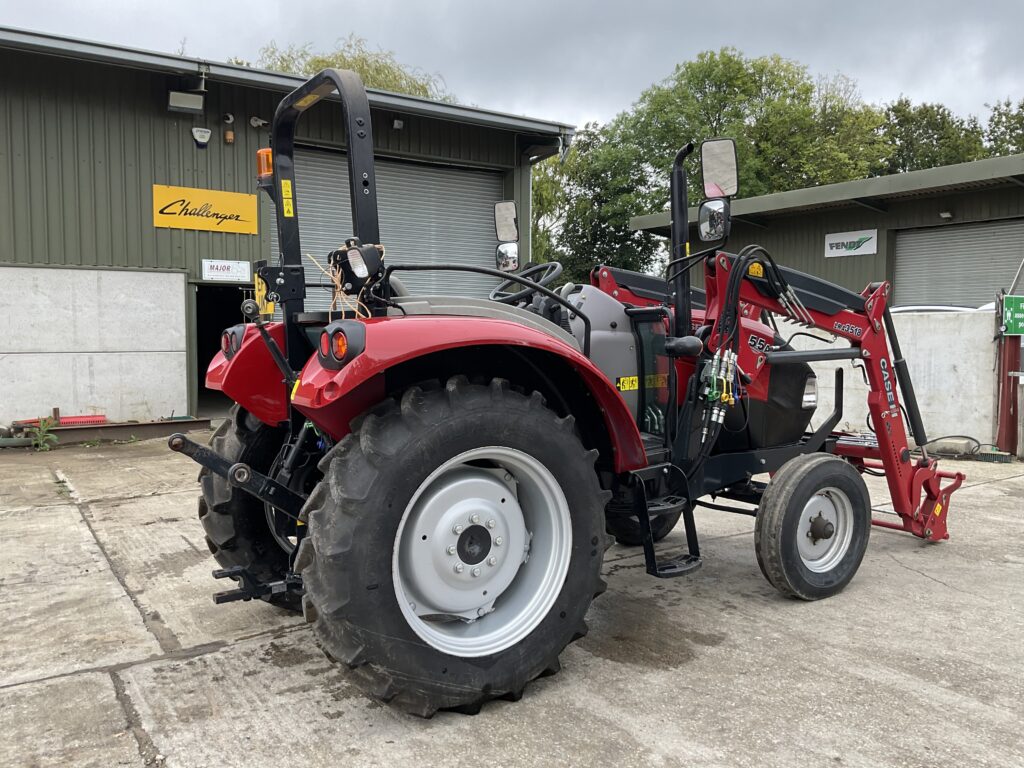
xmin=171 ymin=69 xmax=964 ymax=716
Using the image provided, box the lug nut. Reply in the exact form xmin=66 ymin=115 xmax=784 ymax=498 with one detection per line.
xmin=446 ymin=545 xmax=456 ymax=555
xmin=454 ymin=564 xmax=464 ymax=574
xmin=453 ymin=524 xmax=464 ymax=535
xmin=472 ymin=567 xmax=481 ymax=577
xmin=487 ymin=556 xmax=497 ymax=566
xmin=471 ymin=514 xmax=480 ymax=524
xmin=494 ymin=537 xmax=503 ymax=546
xmin=487 ymin=519 xmax=496 ymax=529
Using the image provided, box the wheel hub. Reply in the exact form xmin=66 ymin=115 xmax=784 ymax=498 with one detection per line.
xmin=796 ymin=487 xmax=854 ymax=573
xmin=808 ymin=511 xmax=835 ymax=543
xmin=457 ymin=525 xmax=492 ymax=565
xmin=393 ymin=446 xmax=573 ymax=658
xmin=398 ymin=467 xmax=528 ymax=622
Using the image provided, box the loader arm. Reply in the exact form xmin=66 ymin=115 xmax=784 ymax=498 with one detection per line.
xmin=702 ymin=252 xmax=964 ymax=541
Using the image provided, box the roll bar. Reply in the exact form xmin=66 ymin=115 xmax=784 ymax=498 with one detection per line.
xmin=270 ymin=68 xmax=381 ymax=272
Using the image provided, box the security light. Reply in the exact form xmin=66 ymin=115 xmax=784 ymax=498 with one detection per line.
xmin=938 ymin=211 xmax=953 ymax=220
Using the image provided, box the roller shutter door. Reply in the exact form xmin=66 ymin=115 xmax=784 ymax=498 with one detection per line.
xmin=894 ymin=218 xmax=1024 ymax=307
xmin=270 ymin=147 xmax=504 ymax=308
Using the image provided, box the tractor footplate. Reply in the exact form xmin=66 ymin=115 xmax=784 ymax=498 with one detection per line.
xmin=630 ymin=465 xmax=703 ymax=579
xmin=212 ymin=565 xmax=304 ymax=604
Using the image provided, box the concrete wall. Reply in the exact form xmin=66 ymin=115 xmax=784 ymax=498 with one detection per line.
xmin=0 ymin=266 xmax=188 ymax=425
xmin=788 ymin=311 xmax=998 ymax=444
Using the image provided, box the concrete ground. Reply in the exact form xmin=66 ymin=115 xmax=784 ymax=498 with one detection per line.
xmin=1 ymin=435 xmax=1021 ymax=768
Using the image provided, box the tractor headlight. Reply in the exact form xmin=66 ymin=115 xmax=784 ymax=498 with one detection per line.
xmin=802 ymin=376 xmax=818 ymax=410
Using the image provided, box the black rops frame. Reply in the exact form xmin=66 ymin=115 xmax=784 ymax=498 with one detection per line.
xmin=265 ymin=69 xmax=381 ymax=378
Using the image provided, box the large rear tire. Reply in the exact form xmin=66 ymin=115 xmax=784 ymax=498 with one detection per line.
xmin=296 ymin=377 xmax=610 ymax=716
xmin=754 ymin=453 xmax=871 ymax=600
xmin=198 ymin=405 xmax=300 ymax=612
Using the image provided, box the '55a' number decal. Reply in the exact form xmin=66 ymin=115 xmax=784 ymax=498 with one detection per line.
xmin=747 ymin=335 xmax=769 ymax=353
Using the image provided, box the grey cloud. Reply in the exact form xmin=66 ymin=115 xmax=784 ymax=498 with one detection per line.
xmin=2 ymin=0 xmax=1021 ymax=128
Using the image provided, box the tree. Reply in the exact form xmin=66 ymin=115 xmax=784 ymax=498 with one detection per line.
xmin=986 ymin=98 xmax=1024 ymax=156
xmin=879 ymin=97 xmax=985 ymax=173
xmin=230 ymin=36 xmax=451 ymax=101
xmin=533 ymin=49 xmax=888 ymax=280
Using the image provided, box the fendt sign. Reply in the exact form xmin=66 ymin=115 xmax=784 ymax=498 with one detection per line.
xmin=824 ymin=229 xmax=878 ymax=258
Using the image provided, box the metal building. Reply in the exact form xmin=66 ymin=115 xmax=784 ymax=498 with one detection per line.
xmin=0 ymin=27 xmax=573 ymax=424
xmin=632 ymin=154 xmax=1024 ymax=306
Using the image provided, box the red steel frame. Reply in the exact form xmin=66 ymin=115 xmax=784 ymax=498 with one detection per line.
xmin=699 ymin=253 xmax=964 ymax=541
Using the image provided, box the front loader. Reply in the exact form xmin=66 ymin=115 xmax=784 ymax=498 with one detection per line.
xmin=170 ymin=68 xmax=964 ymax=716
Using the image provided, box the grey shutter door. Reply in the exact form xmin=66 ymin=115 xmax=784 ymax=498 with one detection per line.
xmin=270 ymin=147 xmax=504 ymax=309
xmin=894 ymin=219 xmax=1024 ymax=307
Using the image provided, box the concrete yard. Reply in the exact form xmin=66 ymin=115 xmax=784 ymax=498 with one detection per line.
xmin=1 ymin=434 xmax=1021 ymax=768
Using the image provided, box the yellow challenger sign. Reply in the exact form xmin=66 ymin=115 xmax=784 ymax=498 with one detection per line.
xmin=152 ymin=185 xmax=258 ymax=234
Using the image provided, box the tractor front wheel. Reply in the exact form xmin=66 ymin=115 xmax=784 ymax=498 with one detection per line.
xmin=296 ymin=377 xmax=609 ymax=716
xmin=754 ymin=453 xmax=871 ymax=600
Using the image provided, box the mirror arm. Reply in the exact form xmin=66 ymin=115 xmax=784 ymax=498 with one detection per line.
xmin=670 ymin=142 xmax=695 ymax=339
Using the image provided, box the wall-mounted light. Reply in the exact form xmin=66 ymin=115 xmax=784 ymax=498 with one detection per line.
xmin=939 ymin=211 xmax=954 ymax=220
xmin=223 ymin=113 xmax=235 ymax=145
xmin=392 ymin=118 xmax=404 ymax=130
xmin=168 ymin=90 xmax=204 ymax=115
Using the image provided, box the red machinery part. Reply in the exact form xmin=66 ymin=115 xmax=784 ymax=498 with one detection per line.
xmin=699 ymin=253 xmax=964 ymax=542
xmin=206 ymin=322 xmax=290 ymax=426
xmin=290 ymin=315 xmax=648 ymax=473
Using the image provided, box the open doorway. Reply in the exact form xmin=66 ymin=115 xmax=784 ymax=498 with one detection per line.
xmin=195 ymin=284 xmax=247 ymax=419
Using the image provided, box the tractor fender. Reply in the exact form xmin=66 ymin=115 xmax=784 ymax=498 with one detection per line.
xmin=291 ymin=316 xmax=647 ymax=472
xmin=205 ymin=322 xmax=289 ymax=426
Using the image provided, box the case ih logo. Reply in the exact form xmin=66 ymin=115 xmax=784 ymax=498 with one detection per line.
xmin=829 ymin=235 xmax=873 ymax=253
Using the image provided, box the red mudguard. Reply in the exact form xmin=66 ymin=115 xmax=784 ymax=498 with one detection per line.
xmin=290 ymin=315 xmax=648 ymax=473
xmin=205 ymin=323 xmax=289 ymax=426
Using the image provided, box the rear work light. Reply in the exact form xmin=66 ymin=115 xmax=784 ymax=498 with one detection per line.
xmin=331 ymin=330 xmax=348 ymax=360
xmin=221 ymin=325 xmax=246 ymax=360
xmin=317 ymin=320 xmax=365 ymax=370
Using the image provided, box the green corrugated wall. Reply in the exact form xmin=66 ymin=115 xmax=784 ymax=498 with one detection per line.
xmin=716 ymin=184 xmax=1024 ymax=293
xmin=0 ymin=49 xmax=520 ymax=279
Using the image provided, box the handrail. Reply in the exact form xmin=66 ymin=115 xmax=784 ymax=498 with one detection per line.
xmin=382 ymin=264 xmax=593 ymax=357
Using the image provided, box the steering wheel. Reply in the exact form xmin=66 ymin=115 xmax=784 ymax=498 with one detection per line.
xmin=489 ymin=262 xmax=564 ymax=305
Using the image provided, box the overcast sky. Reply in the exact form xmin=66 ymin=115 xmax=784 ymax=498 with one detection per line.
xmin=2 ymin=1 xmax=1022 ymax=127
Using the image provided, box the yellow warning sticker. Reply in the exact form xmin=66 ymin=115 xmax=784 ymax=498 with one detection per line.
xmin=282 ymin=198 xmax=295 ymax=218
xmin=295 ymin=93 xmax=321 ymax=109
xmin=933 ymin=501 xmax=943 ymax=517
xmin=645 ymin=373 xmax=669 ymax=388
xmin=254 ymin=273 xmax=275 ymax=316
xmin=748 ymin=262 xmax=764 ymax=278
xmin=616 ymin=376 xmax=639 ymax=392
xmin=280 ymin=179 xmax=293 ymax=199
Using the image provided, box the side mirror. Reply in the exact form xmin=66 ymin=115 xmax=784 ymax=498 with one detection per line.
xmin=697 ymin=199 xmax=731 ymax=242
xmin=494 ymin=201 xmax=519 ymax=243
xmin=700 ymin=138 xmax=738 ymax=198
xmin=496 ymin=242 xmax=519 ymax=272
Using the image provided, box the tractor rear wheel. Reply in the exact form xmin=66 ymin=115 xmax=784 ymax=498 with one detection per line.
xmin=754 ymin=453 xmax=871 ymax=600
xmin=198 ymin=405 xmax=300 ymax=611
xmin=296 ymin=377 xmax=609 ymax=716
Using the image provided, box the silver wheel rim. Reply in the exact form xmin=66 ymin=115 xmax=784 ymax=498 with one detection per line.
xmin=796 ymin=486 xmax=854 ymax=573
xmin=393 ymin=446 xmax=572 ymax=658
